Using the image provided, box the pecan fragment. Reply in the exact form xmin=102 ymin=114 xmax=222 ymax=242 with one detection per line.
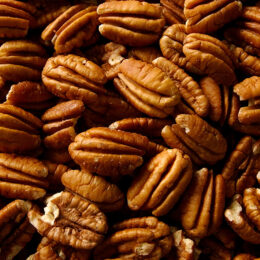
xmin=234 ymin=253 xmax=258 ymax=260
xmin=94 ymin=216 xmax=172 ymax=259
xmin=42 ymin=5 xmax=98 ymax=54
xmin=28 ymin=191 xmax=108 ymax=249
xmin=69 ymin=127 xmax=149 ymax=177
xmin=97 ymin=1 xmax=165 ymax=47
xmin=127 ymin=149 xmax=193 ymax=216
xmin=162 ymin=114 xmax=227 ymax=165
xmin=128 ymin=46 xmax=162 ymax=64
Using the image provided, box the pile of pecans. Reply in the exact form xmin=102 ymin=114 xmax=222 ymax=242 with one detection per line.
xmin=0 ymin=0 xmax=259 ymax=259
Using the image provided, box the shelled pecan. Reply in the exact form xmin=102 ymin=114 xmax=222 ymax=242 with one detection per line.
xmin=128 ymin=46 xmax=162 ymax=64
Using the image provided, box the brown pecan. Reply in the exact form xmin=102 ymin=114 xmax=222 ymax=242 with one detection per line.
xmin=0 ymin=40 xmax=47 ymax=82
xmin=160 ymin=0 xmax=185 ymax=25
xmin=183 ymin=33 xmax=237 ymax=86
xmin=42 ymin=5 xmax=98 ymax=54
xmin=127 ymin=149 xmax=193 ymax=216
xmin=153 ymin=57 xmax=209 ymax=117
xmin=225 ymin=189 xmax=260 ymax=244
xmin=184 ymin=0 xmax=242 ymax=33
xmin=0 ymin=153 xmax=48 ymax=200
xmin=128 ymin=46 xmax=162 ymax=64
xmin=114 ymin=58 xmax=180 ymax=118
xmin=160 ymin=24 xmax=203 ymax=75
xmin=162 ymin=114 xmax=227 ymax=165
xmin=97 ymin=1 xmax=165 ymax=47
xmin=0 ymin=0 xmax=36 ymax=39
xmin=28 ymin=191 xmax=108 ymax=249
xmin=0 ymin=199 xmax=35 ymax=260
xmin=0 ymin=104 xmax=42 ymax=154
xmin=6 ymin=81 xmax=55 ymax=111
xmin=180 ymin=168 xmax=225 ymax=238
xmin=234 ymin=253 xmax=258 ymax=260
xmin=61 ymin=169 xmax=125 ymax=212
xmin=221 ymin=136 xmax=259 ymax=198
xmin=69 ymin=127 xmax=149 ymax=177
xmin=93 ymin=216 xmax=172 ymax=259
xmin=42 ymin=100 xmax=85 ymax=164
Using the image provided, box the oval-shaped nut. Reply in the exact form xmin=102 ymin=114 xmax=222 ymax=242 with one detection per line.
xmin=62 ymin=169 xmax=125 ymax=212
xmin=0 ymin=199 xmax=35 ymax=260
xmin=180 ymin=168 xmax=225 ymax=238
xmin=0 ymin=40 xmax=47 ymax=82
xmin=69 ymin=127 xmax=149 ymax=177
xmin=0 ymin=104 xmax=42 ymax=154
xmin=42 ymin=5 xmax=98 ymax=54
xmin=184 ymin=0 xmax=242 ymax=33
xmin=94 ymin=216 xmax=172 ymax=259
xmin=28 ymin=191 xmax=108 ymax=250
xmin=183 ymin=33 xmax=237 ymax=86
xmin=0 ymin=153 xmax=48 ymax=200
xmin=127 ymin=149 xmax=193 ymax=216
xmin=162 ymin=114 xmax=227 ymax=165
xmin=114 ymin=58 xmax=180 ymax=118
xmin=97 ymin=1 xmax=165 ymax=47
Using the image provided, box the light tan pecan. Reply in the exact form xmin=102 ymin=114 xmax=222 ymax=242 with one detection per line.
xmin=0 ymin=199 xmax=35 ymax=260
xmin=127 ymin=149 xmax=193 ymax=216
xmin=0 ymin=153 xmax=48 ymax=200
xmin=0 ymin=0 xmax=36 ymax=39
xmin=0 ymin=40 xmax=47 ymax=82
xmin=180 ymin=168 xmax=225 ymax=238
xmin=114 ymin=58 xmax=180 ymax=118
xmin=183 ymin=33 xmax=237 ymax=86
xmin=97 ymin=1 xmax=165 ymax=47
xmin=128 ymin=46 xmax=162 ymax=64
xmin=225 ymin=189 xmax=260 ymax=244
xmin=69 ymin=127 xmax=149 ymax=177
xmin=184 ymin=0 xmax=242 ymax=33
xmin=42 ymin=5 xmax=98 ymax=54
xmin=62 ymin=169 xmax=124 ymax=212
xmin=93 ymin=216 xmax=172 ymax=260
xmin=28 ymin=191 xmax=108 ymax=250
xmin=0 ymin=104 xmax=42 ymax=154
xmin=6 ymin=81 xmax=55 ymax=111
xmin=162 ymin=114 xmax=227 ymax=165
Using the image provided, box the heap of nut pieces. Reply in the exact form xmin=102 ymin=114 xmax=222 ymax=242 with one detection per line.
xmin=0 ymin=0 xmax=259 ymax=259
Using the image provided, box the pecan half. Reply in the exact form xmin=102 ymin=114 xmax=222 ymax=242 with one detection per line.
xmin=69 ymin=127 xmax=149 ymax=177
xmin=180 ymin=168 xmax=225 ymax=238
xmin=0 ymin=199 xmax=35 ymax=260
xmin=97 ymin=1 xmax=165 ymax=47
xmin=0 ymin=104 xmax=42 ymax=154
xmin=225 ymin=189 xmax=260 ymax=244
xmin=128 ymin=46 xmax=162 ymax=64
xmin=183 ymin=33 xmax=237 ymax=86
xmin=28 ymin=191 xmax=108 ymax=249
xmin=93 ymin=216 xmax=172 ymax=259
xmin=114 ymin=58 xmax=180 ymax=118
xmin=0 ymin=40 xmax=47 ymax=82
xmin=184 ymin=0 xmax=242 ymax=33
xmin=61 ymin=169 xmax=125 ymax=212
xmin=162 ymin=114 xmax=227 ymax=165
xmin=42 ymin=5 xmax=98 ymax=54
xmin=127 ymin=149 xmax=193 ymax=216
xmin=0 ymin=153 xmax=48 ymax=200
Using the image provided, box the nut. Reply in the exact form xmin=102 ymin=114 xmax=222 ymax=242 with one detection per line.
xmin=61 ymin=169 xmax=125 ymax=212
xmin=28 ymin=191 xmax=108 ymax=249
xmin=233 ymin=253 xmax=257 ymax=260
xmin=127 ymin=149 xmax=193 ymax=216
xmin=128 ymin=46 xmax=162 ymax=64
xmin=97 ymin=1 xmax=165 ymax=47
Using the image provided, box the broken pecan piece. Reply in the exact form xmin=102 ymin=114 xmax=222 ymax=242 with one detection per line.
xmin=93 ymin=216 xmax=172 ymax=259
xmin=69 ymin=127 xmax=149 ymax=177
xmin=28 ymin=191 xmax=108 ymax=250
xmin=180 ymin=168 xmax=225 ymax=238
xmin=127 ymin=149 xmax=193 ymax=216
xmin=97 ymin=1 xmax=165 ymax=47
xmin=42 ymin=5 xmax=98 ymax=54
xmin=128 ymin=46 xmax=162 ymax=64
xmin=162 ymin=114 xmax=227 ymax=165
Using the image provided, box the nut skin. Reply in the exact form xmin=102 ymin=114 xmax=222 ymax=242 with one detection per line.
xmin=28 ymin=191 xmax=108 ymax=250
xmin=127 ymin=149 xmax=193 ymax=216
xmin=69 ymin=127 xmax=148 ymax=177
